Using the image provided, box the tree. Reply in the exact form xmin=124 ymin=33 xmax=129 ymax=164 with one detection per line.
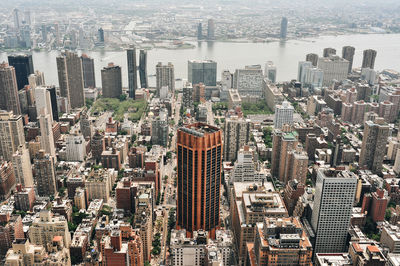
xmin=386 ymin=209 xmax=392 ymax=221
xmin=119 ymin=94 xmax=127 ymax=101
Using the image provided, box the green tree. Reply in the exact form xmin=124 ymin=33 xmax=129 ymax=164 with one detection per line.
xmin=386 ymin=209 xmax=392 ymax=221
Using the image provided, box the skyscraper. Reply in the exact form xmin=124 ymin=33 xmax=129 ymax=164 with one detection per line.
xmin=7 ymin=55 xmax=34 ymax=90
xmin=156 ymin=62 xmax=175 ymax=95
xmin=223 ymin=117 xmax=251 ymax=162
xmin=362 ymin=49 xmax=377 ymax=69
xmin=12 ymin=145 xmax=33 ymax=187
xmin=359 ymin=118 xmax=389 ymax=172
xmin=127 ymin=47 xmax=138 ymax=99
xmin=98 ymin=28 xmax=104 ymax=43
xmin=34 ymin=150 xmax=57 ymax=197
xmin=280 ymin=17 xmax=288 ymax=39
xmin=81 ymin=54 xmax=96 ymax=88
xmin=264 ymin=61 xmax=277 ymax=83
xmin=188 ymin=60 xmax=217 ymax=86
xmin=306 ymin=53 xmax=319 ymax=67
xmin=342 ymin=46 xmax=355 ymax=73
xmin=311 ymin=168 xmax=357 ymax=254
xmin=46 ymin=86 xmax=59 ymax=121
xmin=207 ymin=19 xmax=215 ymax=40
xmin=139 ymin=50 xmax=148 ymax=88
xmin=56 ymin=51 xmax=85 ymax=109
xmin=35 ymin=86 xmax=53 ymax=122
xmin=0 ymin=111 xmax=25 ymax=161
xmin=13 ymin=9 xmax=20 ymax=30
xmin=0 ymin=63 xmax=21 ymax=115
xmin=317 ymin=56 xmax=350 ymax=86
xmin=177 ymin=123 xmax=222 ymax=238
xmin=38 ymin=108 xmax=56 ymax=159
xmin=271 ymin=128 xmax=299 ymax=180
xmin=274 ymin=101 xmax=294 ymax=129
xmin=101 ymin=63 xmax=122 ymax=99
xmin=323 ymin=47 xmax=336 ymax=57
xmin=197 ymin=23 xmax=203 ymax=40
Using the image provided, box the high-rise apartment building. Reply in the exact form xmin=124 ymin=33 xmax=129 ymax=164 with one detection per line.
xmin=56 ymin=51 xmax=85 ymax=109
xmin=317 ymin=56 xmax=350 ymax=86
xmin=91 ymin=130 xmax=105 ymax=163
xmin=156 ymin=62 xmax=175 ymax=95
xmin=223 ymin=116 xmax=251 ymax=162
xmin=306 ymin=53 xmax=318 ymax=67
xmin=80 ymin=112 xmax=92 ymax=140
xmin=177 ymin=123 xmax=222 ymax=238
xmin=311 ymin=168 xmax=357 ymax=254
xmin=264 ymin=61 xmax=277 ymax=83
xmin=280 ymin=17 xmax=288 ymax=39
xmin=28 ymin=70 xmax=45 ymax=89
xmin=0 ymin=63 xmax=21 ymax=115
xmin=139 ymin=50 xmax=148 ymax=88
xmin=12 ymin=145 xmax=33 ymax=187
xmin=188 ymin=60 xmax=217 ymax=86
xmin=38 ymin=109 xmax=56 ymax=159
xmin=342 ymin=46 xmax=355 ymax=73
xmin=34 ymin=150 xmax=57 ymax=197
xmin=98 ymin=28 xmax=104 ymax=43
xmin=193 ymin=83 xmax=206 ymax=103
xmin=101 ymin=63 xmax=122 ymax=99
xmin=362 ymin=49 xmax=377 ymax=69
xmin=151 ymin=110 xmax=169 ymax=147
xmin=80 ymin=54 xmax=96 ymax=88
xmin=7 ymin=54 xmax=34 ymax=90
xmin=359 ymin=118 xmax=389 ymax=172
xmin=0 ymin=111 xmax=25 ymax=161
xmin=35 ymin=86 xmax=54 ymax=122
xmin=127 ymin=47 xmax=138 ymax=99
xmin=271 ymin=128 xmax=299 ymax=180
xmin=46 ymin=86 xmax=59 ymax=121
xmin=230 ymin=146 xmax=266 ymax=183
xmin=274 ymin=101 xmax=294 ymax=129
xmin=0 ymin=161 xmax=16 ymax=199
xmin=207 ymin=19 xmax=215 ymax=40
xmin=197 ymin=22 xmax=203 ymax=40
xmin=323 ymin=47 xmax=336 ymax=57
xmin=233 ymin=65 xmax=264 ymax=97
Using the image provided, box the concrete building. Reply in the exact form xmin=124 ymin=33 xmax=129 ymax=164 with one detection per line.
xmin=7 ymin=54 xmax=34 ymax=91
xmin=323 ymin=47 xmax=336 ymax=57
xmin=280 ymin=17 xmax=288 ymax=39
xmin=306 ymin=53 xmax=319 ymax=67
xmin=207 ymin=19 xmax=215 ymax=40
xmin=85 ymin=168 xmax=112 ymax=202
xmin=101 ymin=148 xmax=121 ymax=170
xmin=271 ymin=128 xmax=299 ymax=180
xmin=34 ymin=150 xmax=57 ymax=197
xmin=283 ymin=144 xmax=309 ymax=184
xmin=134 ymin=188 xmax=153 ymax=262
xmin=170 ymin=229 xmax=234 ymax=266
xmin=248 ymin=217 xmax=313 ymax=266
xmin=29 ymin=210 xmax=71 ymax=251
xmin=274 ymin=101 xmax=294 ymax=129
xmin=156 ymin=62 xmax=175 ymax=95
xmin=317 ymin=56 xmax=350 ymax=86
xmin=139 ymin=49 xmax=148 ymax=88
xmin=80 ymin=54 xmax=96 ymax=88
xmin=223 ymin=116 xmax=251 ymax=162
xmin=233 ymin=65 xmax=264 ymax=98
xmin=342 ymin=46 xmax=355 ymax=73
xmin=221 ymin=70 xmax=232 ymax=89
xmin=263 ymin=80 xmax=284 ymax=110
xmin=0 ymin=161 xmax=16 ymax=200
xmin=230 ymin=146 xmax=266 ymax=183
xmin=12 ymin=145 xmax=33 ymax=187
xmin=359 ymin=118 xmax=389 ymax=172
xmin=65 ymin=134 xmax=86 ymax=162
xmin=80 ymin=112 xmax=92 ymax=140
xmin=151 ymin=110 xmax=169 ymax=147
xmin=14 ymin=185 xmax=35 ymax=212
xmin=362 ymin=49 xmax=377 ymax=69
xmin=101 ymin=63 xmax=122 ymax=99
xmin=28 ymin=70 xmax=45 ymax=89
xmin=38 ymin=108 xmax=56 ymax=159
xmin=0 ymin=215 xmax=24 ymax=257
xmin=182 ymin=84 xmax=194 ymax=112
xmin=193 ymin=83 xmax=206 ymax=103
xmin=56 ymin=51 xmax=85 ymax=109
xmin=381 ymin=225 xmax=400 ymax=253
xmin=311 ymin=168 xmax=357 ymax=254
xmin=188 ymin=60 xmax=217 ymax=86
xmin=177 ymin=123 xmax=222 ymax=238
xmin=91 ymin=130 xmax=105 ymax=163
xmin=228 ymin=89 xmax=242 ymax=110
xmin=0 ymin=63 xmax=21 ymax=115
xmin=283 ymin=180 xmax=305 ymax=216
xmin=35 ymin=86 xmax=54 ymax=122
xmin=0 ymin=111 xmax=25 ymax=161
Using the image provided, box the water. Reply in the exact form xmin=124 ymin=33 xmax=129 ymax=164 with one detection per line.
xmin=1 ymin=33 xmax=400 ymax=88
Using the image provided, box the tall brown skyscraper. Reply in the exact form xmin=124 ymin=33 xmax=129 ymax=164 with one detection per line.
xmin=0 ymin=63 xmax=21 ymax=115
xmin=56 ymin=51 xmax=85 ymax=109
xmin=342 ymin=46 xmax=355 ymax=73
xmin=176 ymin=123 xmax=222 ymax=238
xmin=359 ymin=117 xmax=389 ymax=172
xmin=362 ymin=49 xmax=377 ymax=69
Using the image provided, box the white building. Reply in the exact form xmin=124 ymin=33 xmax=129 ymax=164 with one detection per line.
xmin=311 ymin=168 xmax=357 ymax=254
xmin=274 ymin=101 xmax=294 ymax=129
xmin=159 ymin=85 xmax=168 ymax=100
xmin=317 ymin=56 xmax=350 ymax=86
xmin=298 ymin=61 xmax=312 ymax=83
xmin=35 ymin=86 xmax=53 ymax=122
xmin=38 ymin=109 xmax=56 ymax=159
xmin=221 ymin=70 xmax=232 ymax=89
xmin=233 ymin=65 xmax=264 ymax=97
xmin=230 ymin=146 xmax=266 ymax=184
xmin=264 ymin=61 xmax=277 ymax=83
xmin=65 ymin=134 xmax=86 ymax=162
xmin=12 ymin=145 xmax=34 ymax=187
xmin=361 ymin=68 xmax=377 ymax=85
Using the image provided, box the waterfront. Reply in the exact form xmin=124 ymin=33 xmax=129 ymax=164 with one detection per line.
xmin=1 ymin=33 xmax=400 ymax=88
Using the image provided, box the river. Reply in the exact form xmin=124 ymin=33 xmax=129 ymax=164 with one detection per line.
xmin=1 ymin=33 xmax=400 ymax=88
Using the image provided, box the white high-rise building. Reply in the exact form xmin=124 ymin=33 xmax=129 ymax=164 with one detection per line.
xmin=12 ymin=145 xmax=33 ymax=187
xmin=264 ymin=61 xmax=277 ymax=83
xmin=317 ymin=56 xmax=350 ymax=86
xmin=298 ymin=61 xmax=312 ymax=83
xmin=230 ymin=146 xmax=266 ymax=183
xmin=65 ymin=134 xmax=86 ymax=162
xmin=221 ymin=70 xmax=232 ymax=89
xmin=233 ymin=65 xmax=264 ymax=97
xmin=274 ymin=101 xmax=294 ymax=129
xmin=38 ymin=109 xmax=56 ymax=159
xmin=361 ymin=68 xmax=377 ymax=85
xmin=311 ymin=168 xmax=357 ymax=254
xmin=156 ymin=62 xmax=175 ymax=95
xmin=35 ymin=86 xmax=53 ymax=122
